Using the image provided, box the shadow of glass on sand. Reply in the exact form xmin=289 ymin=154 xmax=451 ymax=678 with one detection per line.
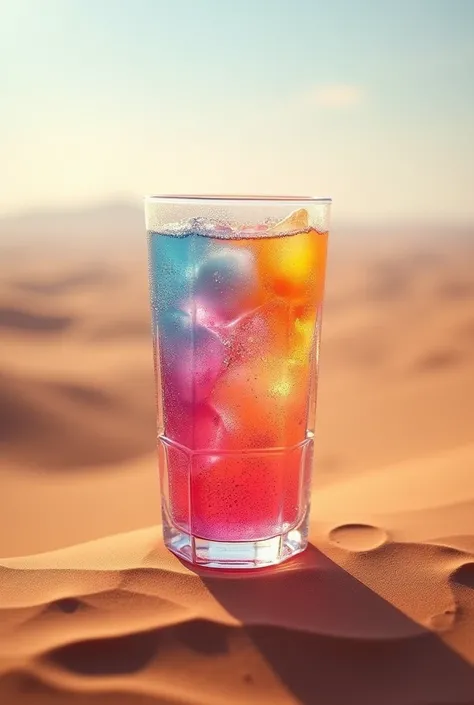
xmin=189 ymin=543 xmax=474 ymax=705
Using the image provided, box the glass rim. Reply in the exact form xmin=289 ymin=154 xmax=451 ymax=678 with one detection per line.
xmin=145 ymin=194 xmax=332 ymax=206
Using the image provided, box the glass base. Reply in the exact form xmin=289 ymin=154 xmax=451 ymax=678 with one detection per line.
xmin=162 ymin=509 xmax=310 ymax=569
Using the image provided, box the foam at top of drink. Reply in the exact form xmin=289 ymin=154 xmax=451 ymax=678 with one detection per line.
xmin=154 ymin=208 xmax=318 ymax=239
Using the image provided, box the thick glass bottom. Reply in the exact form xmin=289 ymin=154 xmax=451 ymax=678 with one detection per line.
xmin=163 ymin=507 xmax=310 ymax=569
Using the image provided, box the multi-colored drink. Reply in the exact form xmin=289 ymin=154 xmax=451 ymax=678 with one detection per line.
xmin=146 ymin=196 xmax=330 ymax=568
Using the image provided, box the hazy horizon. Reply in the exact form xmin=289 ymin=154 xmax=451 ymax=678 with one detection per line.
xmin=1 ymin=197 xmax=472 ymax=263
xmin=3 ymin=194 xmax=474 ymax=224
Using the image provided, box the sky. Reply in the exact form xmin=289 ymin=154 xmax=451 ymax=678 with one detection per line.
xmin=1 ymin=0 xmax=474 ymax=221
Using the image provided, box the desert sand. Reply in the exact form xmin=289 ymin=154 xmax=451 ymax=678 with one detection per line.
xmin=1 ymin=208 xmax=473 ymax=704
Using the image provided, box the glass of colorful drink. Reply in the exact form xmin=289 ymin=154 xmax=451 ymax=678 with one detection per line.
xmin=145 ymin=195 xmax=331 ymax=568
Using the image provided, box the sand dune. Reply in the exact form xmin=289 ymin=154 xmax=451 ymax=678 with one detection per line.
xmin=1 ymin=460 xmax=474 ymax=705
xmin=0 ymin=369 xmax=155 ymax=468
xmin=12 ymin=267 xmax=117 ymax=296
xmin=0 ymin=306 xmax=73 ymax=333
xmin=1 ymin=212 xmax=473 ymax=703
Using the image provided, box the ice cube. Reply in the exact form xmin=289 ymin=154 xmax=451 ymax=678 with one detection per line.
xmin=268 ymin=208 xmax=309 ymax=235
xmin=194 ymin=246 xmax=260 ymax=323
xmin=158 ymin=309 xmax=226 ymax=404
xmin=225 ymin=300 xmax=293 ymax=364
xmin=211 ymin=356 xmax=308 ymax=449
xmin=159 ymin=217 xmax=233 ymax=239
xmin=259 ymin=229 xmax=326 ymax=302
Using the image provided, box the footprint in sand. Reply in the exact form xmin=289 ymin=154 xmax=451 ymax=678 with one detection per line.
xmin=450 ymin=562 xmax=474 ymax=589
xmin=50 ymin=598 xmax=83 ymax=614
xmin=428 ymin=606 xmax=458 ymax=632
xmin=429 ymin=562 xmax=474 ymax=632
xmin=328 ymin=524 xmax=388 ymax=551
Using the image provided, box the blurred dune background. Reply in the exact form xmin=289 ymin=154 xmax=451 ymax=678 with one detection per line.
xmin=1 ymin=1 xmax=474 ymax=704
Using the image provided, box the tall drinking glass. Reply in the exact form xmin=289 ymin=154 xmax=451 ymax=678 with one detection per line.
xmin=146 ymin=196 xmax=331 ymax=569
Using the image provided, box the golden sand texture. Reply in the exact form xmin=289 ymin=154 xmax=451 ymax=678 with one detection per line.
xmin=1 ymin=217 xmax=473 ymax=703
